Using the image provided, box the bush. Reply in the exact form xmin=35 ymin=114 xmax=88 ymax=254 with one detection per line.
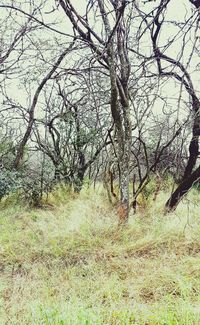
xmin=21 ymin=176 xmax=42 ymax=207
xmin=0 ymin=169 xmax=19 ymax=200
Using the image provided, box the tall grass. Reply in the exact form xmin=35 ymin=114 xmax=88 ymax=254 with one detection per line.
xmin=0 ymin=183 xmax=200 ymax=324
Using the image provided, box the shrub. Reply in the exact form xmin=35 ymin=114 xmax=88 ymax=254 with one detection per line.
xmin=0 ymin=169 xmax=19 ymax=200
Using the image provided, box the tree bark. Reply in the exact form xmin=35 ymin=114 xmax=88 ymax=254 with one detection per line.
xmin=165 ymin=165 xmax=200 ymax=212
xmin=118 ymin=139 xmax=131 ymax=222
xmin=183 ymin=102 xmax=200 ymax=179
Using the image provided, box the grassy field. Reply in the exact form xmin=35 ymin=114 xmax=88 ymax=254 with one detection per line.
xmin=0 ymin=184 xmax=200 ymax=324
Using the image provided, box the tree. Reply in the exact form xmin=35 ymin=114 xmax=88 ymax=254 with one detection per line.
xmin=133 ymin=0 xmax=200 ymax=211
xmin=56 ymin=0 xmax=132 ymax=221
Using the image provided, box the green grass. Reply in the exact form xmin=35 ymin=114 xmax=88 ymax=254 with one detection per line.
xmin=0 ymin=184 xmax=200 ymax=324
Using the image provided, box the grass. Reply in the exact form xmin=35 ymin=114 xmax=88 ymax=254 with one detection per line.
xmin=0 ymin=184 xmax=200 ymax=324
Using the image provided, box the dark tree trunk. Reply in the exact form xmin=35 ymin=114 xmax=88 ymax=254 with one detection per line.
xmin=165 ymin=99 xmax=200 ymax=211
xmin=54 ymin=165 xmax=61 ymax=183
xmin=183 ymin=99 xmax=200 ymax=179
xmin=74 ymin=167 xmax=86 ymax=192
xmin=165 ymin=165 xmax=200 ymax=212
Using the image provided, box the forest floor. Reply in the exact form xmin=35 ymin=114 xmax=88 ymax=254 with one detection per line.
xmin=0 ymin=184 xmax=200 ymax=324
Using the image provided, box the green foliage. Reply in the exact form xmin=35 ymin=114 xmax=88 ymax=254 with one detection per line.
xmin=21 ymin=175 xmax=42 ymax=207
xmin=0 ymin=169 xmax=19 ymax=200
xmin=0 ymin=138 xmax=16 ymax=169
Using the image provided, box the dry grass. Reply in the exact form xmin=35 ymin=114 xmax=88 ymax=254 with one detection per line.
xmin=0 ymin=183 xmax=200 ymax=324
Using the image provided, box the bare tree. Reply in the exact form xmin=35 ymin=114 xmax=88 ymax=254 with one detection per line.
xmin=133 ymin=0 xmax=200 ymax=211
xmin=56 ymin=0 xmax=132 ymax=221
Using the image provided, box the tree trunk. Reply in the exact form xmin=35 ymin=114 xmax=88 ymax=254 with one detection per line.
xmin=74 ymin=167 xmax=86 ymax=193
xmin=54 ymin=165 xmax=61 ymax=183
xmin=59 ymin=0 xmax=132 ymax=221
xmin=118 ymin=142 xmax=130 ymax=222
xmin=165 ymin=99 xmax=200 ymax=211
xmin=165 ymin=165 xmax=200 ymax=212
xmin=183 ymin=99 xmax=200 ymax=179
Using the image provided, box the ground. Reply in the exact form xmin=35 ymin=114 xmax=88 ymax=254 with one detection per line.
xmin=0 ymin=184 xmax=200 ymax=324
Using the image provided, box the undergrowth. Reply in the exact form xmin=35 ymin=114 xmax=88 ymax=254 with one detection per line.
xmin=0 ymin=183 xmax=200 ymax=324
